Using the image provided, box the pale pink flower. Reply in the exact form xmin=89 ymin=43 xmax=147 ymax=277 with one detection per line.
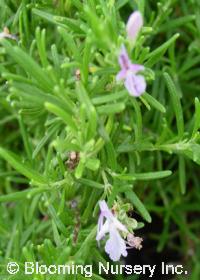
xmin=96 ymin=200 xmax=128 ymax=262
xmin=116 ymin=45 xmax=146 ymax=97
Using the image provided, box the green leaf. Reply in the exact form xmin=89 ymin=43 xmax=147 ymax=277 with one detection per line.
xmin=32 ymin=122 xmax=61 ymax=159
xmin=179 ymin=155 xmax=186 ymax=194
xmin=75 ymin=159 xmax=85 ymax=179
xmin=105 ymin=141 xmax=117 ymax=170
xmin=164 ymin=72 xmax=184 ymax=139
xmin=133 ymin=170 xmax=172 ymax=180
xmin=97 ymin=103 xmax=125 ymax=114
xmin=2 ymin=40 xmax=53 ymax=92
xmin=125 ymin=191 xmax=152 ymax=223
xmin=0 ymin=147 xmax=48 ymax=184
xmin=92 ymin=90 xmax=127 ymax=105
xmin=85 ymin=158 xmax=100 ymax=171
xmin=78 ymin=178 xmax=104 ymax=189
xmin=0 ymin=187 xmax=48 ymax=202
xmin=76 ymin=82 xmax=97 ymax=139
xmin=192 ymin=97 xmax=200 ymax=137
xmin=158 ymin=15 xmax=196 ymax=33
xmin=35 ymin=27 xmax=49 ymax=67
xmin=47 ymin=203 xmax=67 ymax=237
xmin=18 ymin=115 xmax=33 ymax=161
xmin=11 ymin=82 xmax=74 ymax=114
xmin=115 ymin=170 xmax=171 ymax=181
xmin=145 ymin=34 xmax=179 ymax=67
xmin=142 ymin=92 xmax=166 ymax=113
xmin=45 ymin=102 xmax=77 ymax=133
xmin=117 ymin=141 xmax=155 ymax=153
xmin=33 ymin=8 xmax=84 ymax=34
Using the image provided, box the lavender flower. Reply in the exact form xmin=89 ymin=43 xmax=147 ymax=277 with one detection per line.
xmin=116 ymin=45 xmax=146 ymax=97
xmin=96 ymin=200 xmax=128 ymax=262
xmin=126 ymin=11 xmax=143 ymax=41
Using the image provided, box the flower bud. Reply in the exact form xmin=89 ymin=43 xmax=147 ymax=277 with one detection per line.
xmin=126 ymin=11 xmax=143 ymax=41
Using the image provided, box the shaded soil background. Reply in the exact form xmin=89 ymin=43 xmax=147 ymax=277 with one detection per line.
xmin=126 ymin=213 xmax=183 ymax=280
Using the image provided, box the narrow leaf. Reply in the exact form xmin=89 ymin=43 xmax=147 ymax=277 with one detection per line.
xmin=164 ymin=72 xmax=184 ymax=138
xmin=125 ymin=191 xmax=152 ymax=223
xmin=0 ymin=147 xmax=48 ymax=184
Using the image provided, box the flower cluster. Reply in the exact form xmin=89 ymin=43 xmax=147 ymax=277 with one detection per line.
xmin=116 ymin=11 xmax=146 ymax=97
xmin=96 ymin=200 xmax=143 ymax=262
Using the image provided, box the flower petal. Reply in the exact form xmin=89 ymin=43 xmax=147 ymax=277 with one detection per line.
xmin=125 ymin=72 xmax=146 ymax=97
xmin=118 ymin=45 xmax=132 ymax=70
xmin=99 ymin=200 xmax=114 ymax=219
xmin=97 ymin=213 xmax=104 ymax=241
xmin=113 ymin=217 xmax=128 ymax=233
xmin=96 ymin=220 xmax=110 ymax=241
xmin=116 ymin=69 xmax=127 ymax=81
xmin=124 ymin=72 xmax=138 ymax=96
xmin=134 ymin=74 xmax=146 ymax=95
xmin=129 ymin=63 xmax=144 ymax=73
xmin=99 ymin=200 xmax=109 ymax=212
xmin=105 ymin=225 xmax=128 ymax=261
